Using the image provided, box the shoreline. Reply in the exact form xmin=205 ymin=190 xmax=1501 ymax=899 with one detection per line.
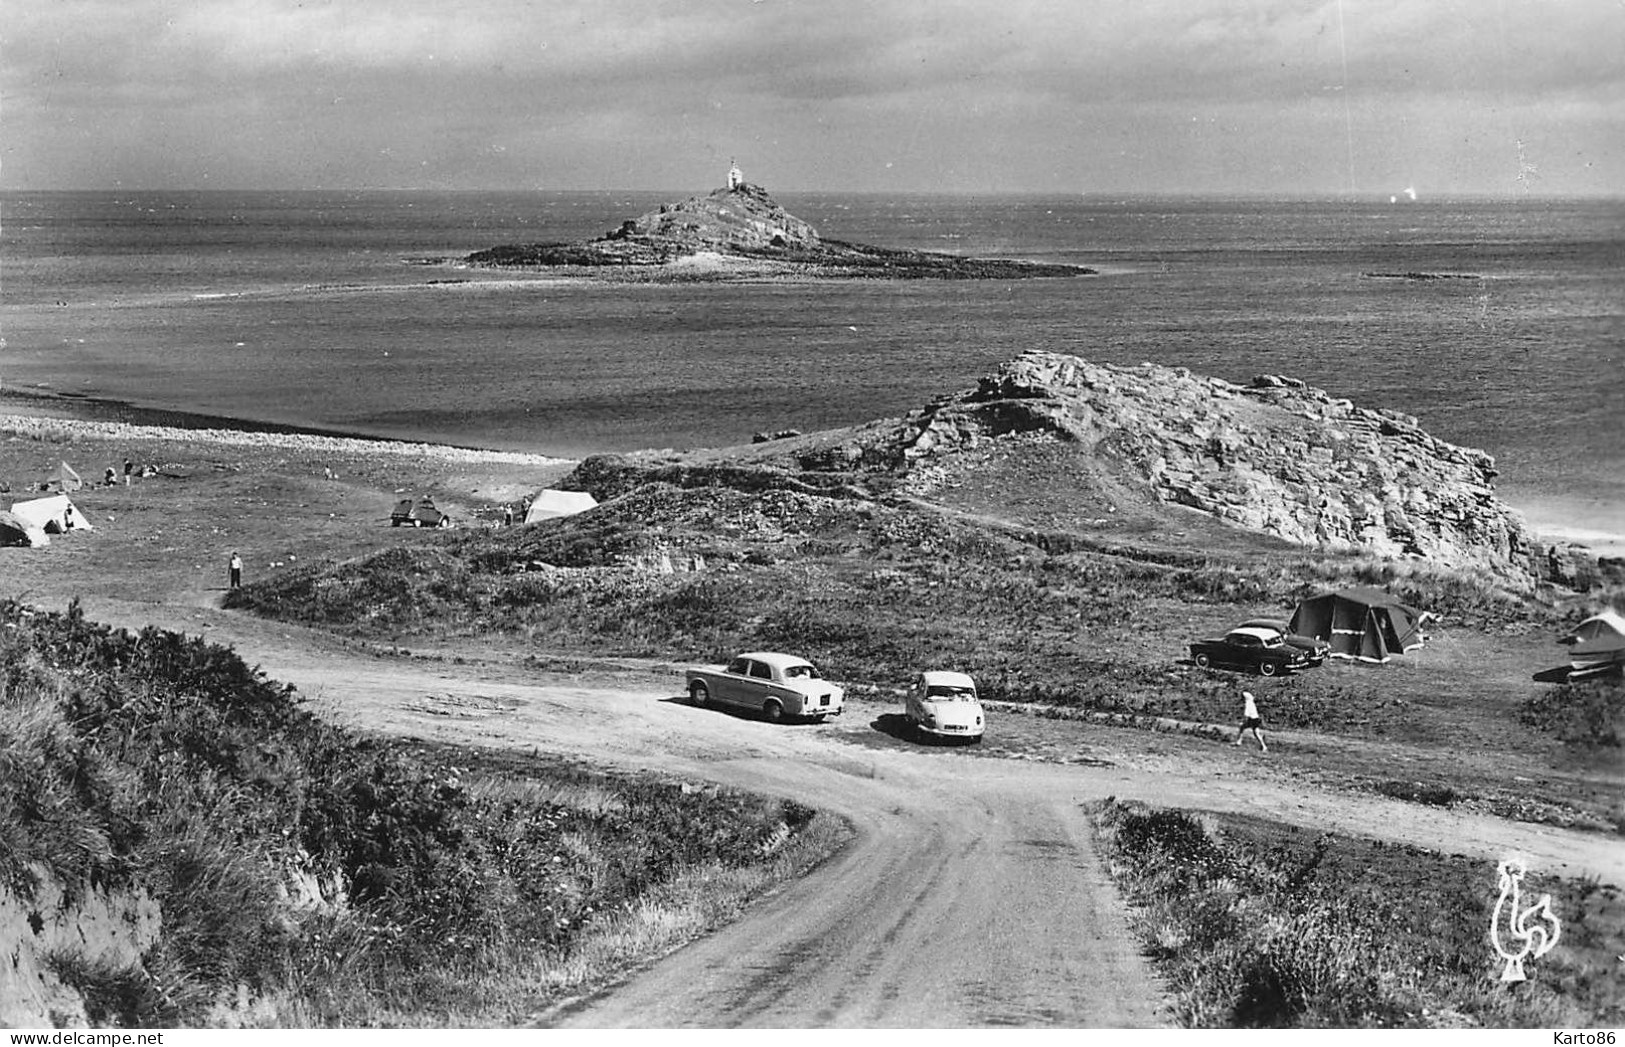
xmin=5 ymin=397 xmax=1622 ymax=560
xmin=1 ymin=385 xmax=486 ymax=447
xmin=0 ymin=407 xmax=572 ymax=468
xmin=1509 ymin=518 xmax=1625 ymax=560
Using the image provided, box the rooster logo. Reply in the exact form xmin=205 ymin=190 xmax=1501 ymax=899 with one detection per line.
xmin=1490 ymin=859 xmax=1561 ymax=982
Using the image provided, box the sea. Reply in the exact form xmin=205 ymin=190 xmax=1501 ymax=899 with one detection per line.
xmin=2 ymin=189 xmax=1621 ymax=551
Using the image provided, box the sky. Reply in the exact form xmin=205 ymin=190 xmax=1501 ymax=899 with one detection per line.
xmin=3 ymin=0 xmax=1621 ymax=196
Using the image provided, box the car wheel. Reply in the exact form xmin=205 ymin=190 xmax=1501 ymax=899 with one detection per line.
xmin=413 ymin=519 xmax=422 ymax=528
xmin=391 ymin=520 xmax=401 ymax=527
xmin=763 ymin=699 xmax=785 ymax=723
xmin=690 ymin=681 xmax=709 ymax=707
xmin=1195 ymin=653 xmax=1211 ymax=669
xmin=1260 ymin=661 xmax=1279 ymax=677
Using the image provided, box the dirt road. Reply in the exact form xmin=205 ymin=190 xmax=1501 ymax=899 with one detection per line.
xmin=23 ymin=591 xmax=1620 ymax=1028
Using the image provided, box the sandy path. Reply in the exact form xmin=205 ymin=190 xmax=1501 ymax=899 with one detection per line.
xmin=271 ymin=649 xmax=1625 ymax=1028
xmin=20 ymin=590 xmax=1617 ymax=1028
xmin=217 ymin=630 xmax=1625 ymax=1028
xmin=4 ymin=405 xmax=1618 ymax=1032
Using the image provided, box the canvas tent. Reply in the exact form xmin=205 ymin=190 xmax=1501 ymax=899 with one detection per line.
xmin=46 ymin=461 xmax=84 ymax=493
xmin=1288 ymin=587 xmax=1425 ymax=663
xmin=0 ymin=510 xmax=47 ymax=548
xmin=1559 ymin=608 xmax=1625 ymax=676
xmin=10 ymin=495 xmax=92 ymax=535
xmin=525 ymin=489 xmax=598 ymax=524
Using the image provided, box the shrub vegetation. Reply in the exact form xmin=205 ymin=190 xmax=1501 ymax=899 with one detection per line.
xmin=225 ymin=480 xmax=1559 ymax=737
xmin=1091 ymin=799 xmax=1623 ymax=1028
xmin=0 ymin=598 xmax=841 ymax=1026
xmin=1521 ymin=676 xmax=1625 ymax=748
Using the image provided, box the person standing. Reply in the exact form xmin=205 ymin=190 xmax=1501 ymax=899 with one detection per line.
xmin=229 ymin=551 xmax=243 ymax=590
xmin=1235 ymin=689 xmax=1268 ymax=751
xmin=123 ymin=457 xmax=133 ymax=486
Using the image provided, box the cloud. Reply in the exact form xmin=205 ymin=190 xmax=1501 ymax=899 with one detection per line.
xmin=3 ymin=0 xmax=1620 ymax=192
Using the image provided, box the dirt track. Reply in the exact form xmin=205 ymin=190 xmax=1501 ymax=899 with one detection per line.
xmin=2 ymin=422 xmax=1617 ymax=1029
xmin=23 ymin=589 xmax=1624 ymax=1028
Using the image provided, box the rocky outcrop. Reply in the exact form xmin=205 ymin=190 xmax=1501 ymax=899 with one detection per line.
xmin=1 ymin=866 xmax=161 ymax=1027
xmin=465 ymin=183 xmax=1092 ymax=279
xmin=559 ymin=351 xmax=1546 ymax=581
xmin=861 ymin=351 xmax=1536 ymax=579
xmin=612 ymin=182 xmax=821 ymax=252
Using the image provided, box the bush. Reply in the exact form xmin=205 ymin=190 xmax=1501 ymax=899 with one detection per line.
xmin=1521 ymin=678 xmax=1624 ymax=747
xmin=1092 ymin=800 xmax=1608 ymax=1028
xmin=0 ymin=598 xmax=833 ymax=1025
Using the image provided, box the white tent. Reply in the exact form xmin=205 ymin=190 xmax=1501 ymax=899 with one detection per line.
xmin=1560 ymin=608 xmax=1625 ymax=676
xmin=524 ymin=489 xmax=598 ymax=524
xmin=46 ymin=461 xmax=84 ymax=493
xmin=0 ymin=509 xmax=48 ymax=548
xmin=11 ymin=495 xmax=92 ymax=535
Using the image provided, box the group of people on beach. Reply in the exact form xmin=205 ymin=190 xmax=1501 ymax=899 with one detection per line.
xmin=100 ymin=457 xmax=142 ymax=487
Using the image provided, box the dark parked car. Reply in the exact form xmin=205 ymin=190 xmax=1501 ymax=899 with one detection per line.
xmin=1190 ymin=627 xmax=1312 ymax=676
xmin=1236 ymin=618 xmax=1331 ymax=665
xmin=391 ymin=497 xmax=450 ymax=528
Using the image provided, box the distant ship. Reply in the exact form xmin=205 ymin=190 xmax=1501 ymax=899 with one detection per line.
xmin=1388 ymin=186 xmax=1418 ymax=204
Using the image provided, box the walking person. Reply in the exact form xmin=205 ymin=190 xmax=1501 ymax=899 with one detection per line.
xmin=229 ymin=551 xmax=243 ymax=590
xmin=1235 ymin=689 xmax=1268 ymax=752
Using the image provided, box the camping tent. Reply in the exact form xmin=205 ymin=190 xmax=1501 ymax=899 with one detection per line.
xmin=46 ymin=461 xmax=84 ymax=493
xmin=1559 ymin=608 xmax=1625 ymax=676
xmin=524 ymin=489 xmax=598 ymax=523
xmin=1288 ymin=586 xmax=1425 ymax=663
xmin=10 ymin=495 xmax=92 ymax=535
xmin=0 ymin=509 xmax=47 ymax=548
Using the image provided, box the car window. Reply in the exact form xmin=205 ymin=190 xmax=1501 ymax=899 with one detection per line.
xmin=783 ymin=664 xmax=821 ymax=680
xmin=726 ymin=658 xmax=748 ymax=675
xmin=749 ymin=661 xmax=773 ymax=680
xmin=926 ymin=685 xmax=977 ymax=701
xmin=1232 ymin=634 xmax=1258 ymax=647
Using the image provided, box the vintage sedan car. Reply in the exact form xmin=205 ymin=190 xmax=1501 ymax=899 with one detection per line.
xmin=391 ymin=497 xmax=450 ymax=528
xmin=1189 ymin=626 xmax=1311 ymax=676
xmin=905 ymin=670 xmax=984 ymax=743
xmin=1236 ymin=618 xmax=1331 ymax=665
xmin=685 ymin=652 xmax=845 ymax=723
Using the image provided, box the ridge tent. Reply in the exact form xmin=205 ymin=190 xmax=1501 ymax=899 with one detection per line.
xmin=1288 ymin=586 xmax=1425 ymax=663
xmin=0 ymin=509 xmax=46 ymax=548
xmin=524 ymin=489 xmax=598 ymax=523
xmin=46 ymin=461 xmax=84 ymax=493
xmin=10 ymin=494 xmax=92 ymax=535
xmin=1559 ymin=608 xmax=1625 ymax=677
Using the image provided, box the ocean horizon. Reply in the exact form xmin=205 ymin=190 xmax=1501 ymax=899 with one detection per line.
xmin=3 ymin=188 xmax=1621 ymax=551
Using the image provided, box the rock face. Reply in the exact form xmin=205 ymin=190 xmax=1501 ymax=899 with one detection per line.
xmin=465 ymin=183 xmax=1091 ymax=279
xmin=1 ymin=866 xmax=161 ymax=1027
xmin=867 ymin=351 xmax=1535 ymax=579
